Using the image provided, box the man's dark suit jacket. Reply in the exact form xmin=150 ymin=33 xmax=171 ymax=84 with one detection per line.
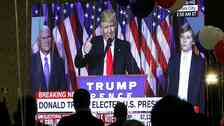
xmin=31 ymin=52 xmax=68 ymax=93
xmin=57 ymin=110 xmax=104 ymax=126
xmin=167 ymin=53 xmax=205 ymax=113
xmin=75 ymin=36 xmax=139 ymax=75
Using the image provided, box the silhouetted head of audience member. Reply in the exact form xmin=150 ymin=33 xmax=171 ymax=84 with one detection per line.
xmin=151 ymin=95 xmax=195 ymax=126
xmin=192 ymin=112 xmax=210 ymax=126
xmin=73 ymin=89 xmax=91 ymax=111
xmin=123 ymin=119 xmax=144 ymax=126
xmin=13 ymin=95 xmax=38 ymax=126
xmin=109 ymin=102 xmax=128 ymax=126
xmin=114 ymin=102 xmax=127 ymax=121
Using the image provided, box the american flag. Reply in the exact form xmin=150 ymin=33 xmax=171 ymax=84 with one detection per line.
xmin=32 ymin=1 xmax=175 ymax=95
xmin=141 ymin=6 xmax=174 ymax=96
xmin=116 ymin=5 xmax=174 ymax=96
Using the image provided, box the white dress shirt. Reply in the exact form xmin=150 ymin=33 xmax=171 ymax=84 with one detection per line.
xmin=178 ymin=50 xmax=192 ymax=101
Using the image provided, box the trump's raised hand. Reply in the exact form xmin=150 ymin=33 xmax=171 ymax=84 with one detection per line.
xmin=83 ymin=35 xmax=93 ymax=55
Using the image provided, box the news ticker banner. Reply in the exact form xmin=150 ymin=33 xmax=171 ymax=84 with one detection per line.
xmin=37 ymin=97 xmax=161 ymax=113
xmin=37 ymin=97 xmax=161 ymax=126
xmin=37 ymin=109 xmax=153 ymax=126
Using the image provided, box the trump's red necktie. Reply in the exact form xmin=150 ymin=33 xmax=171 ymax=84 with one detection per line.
xmin=106 ymin=47 xmax=113 ymax=75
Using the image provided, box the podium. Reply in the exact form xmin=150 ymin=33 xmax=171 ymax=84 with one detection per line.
xmin=77 ymin=75 xmax=146 ymax=98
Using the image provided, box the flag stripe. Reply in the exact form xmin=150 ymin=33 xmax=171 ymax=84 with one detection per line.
xmin=129 ymin=18 xmax=157 ymax=96
xmin=141 ymin=20 xmax=157 ymax=66
xmin=160 ymin=17 xmax=172 ymax=48
xmin=140 ymin=52 xmax=157 ymax=96
xmin=126 ymin=25 xmax=141 ymax=69
xmin=156 ymin=25 xmax=170 ymax=64
xmin=69 ymin=16 xmax=80 ymax=49
xmin=58 ymin=22 xmax=78 ymax=90
xmin=151 ymin=32 xmax=167 ymax=75
xmin=64 ymin=17 xmax=79 ymax=77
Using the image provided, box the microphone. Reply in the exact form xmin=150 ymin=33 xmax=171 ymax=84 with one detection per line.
xmin=104 ymin=38 xmax=113 ymax=57
xmin=106 ymin=38 xmax=113 ymax=47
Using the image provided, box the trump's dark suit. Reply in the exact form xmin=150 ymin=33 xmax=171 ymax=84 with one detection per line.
xmin=167 ymin=53 xmax=205 ymax=113
xmin=31 ymin=52 xmax=68 ymax=93
xmin=75 ymin=36 xmax=139 ymax=75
